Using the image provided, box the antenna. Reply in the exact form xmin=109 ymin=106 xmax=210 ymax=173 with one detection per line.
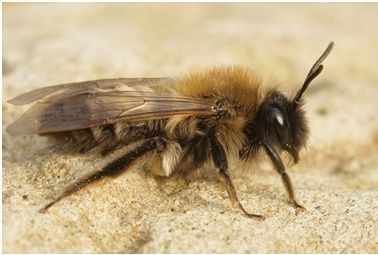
xmin=293 ymin=42 xmax=334 ymax=109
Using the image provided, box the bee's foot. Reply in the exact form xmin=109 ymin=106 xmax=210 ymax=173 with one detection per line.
xmin=39 ymin=206 xmax=49 ymax=213
xmin=237 ymin=204 xmax=266 ymax=220
xmin=293 ymin=202 xmax=307 ymax=215
xmin=244 ymin=212 xmax=266 ymax=220
xmin=39 ymin=200 xmax=56 ymax=213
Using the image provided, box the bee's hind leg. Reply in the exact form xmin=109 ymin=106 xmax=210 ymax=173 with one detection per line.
xmin=40 ymin=137 xmax=164 ymax=213
xmin=208 ymin=132 xmax=265 ymax=220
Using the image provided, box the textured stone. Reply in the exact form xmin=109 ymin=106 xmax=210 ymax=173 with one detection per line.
xmin=3 ymin=3 xmax=378 ymax=253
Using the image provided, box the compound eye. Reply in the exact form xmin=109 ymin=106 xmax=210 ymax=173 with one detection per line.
xmin=271 ymin=108 xmax=290 ymax=145
xmin=275 ymin=111 xmax=285 ymax=126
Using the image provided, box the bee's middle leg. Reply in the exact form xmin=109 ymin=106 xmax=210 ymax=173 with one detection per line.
xmin=208 ymin=132 xmax=265 ymax=220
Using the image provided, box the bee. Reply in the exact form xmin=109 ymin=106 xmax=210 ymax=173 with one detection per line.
xmin=7 ymin=42 xmax=333 ymax=219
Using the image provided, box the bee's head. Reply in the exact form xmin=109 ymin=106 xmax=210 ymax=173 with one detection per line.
xmin=256 ymin=42 xmax=333 ymax=163
xmin=257 ymin=91 xmax=308 ymax=163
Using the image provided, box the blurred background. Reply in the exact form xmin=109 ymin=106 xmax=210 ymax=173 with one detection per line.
xmin=3 ymin=3 xmax=378 ymax=253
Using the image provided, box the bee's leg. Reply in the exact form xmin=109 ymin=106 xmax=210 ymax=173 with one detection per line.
xmin=209 ymin=132 xmax=265 ymax=220
xmin=262 ymin=141 xmax=306 ymax=212
xmin=40 ymin=137 xmax=163 ymax=213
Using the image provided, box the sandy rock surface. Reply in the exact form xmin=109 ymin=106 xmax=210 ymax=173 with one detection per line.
xmin=3 ymin=3 xmax=378 ymax=253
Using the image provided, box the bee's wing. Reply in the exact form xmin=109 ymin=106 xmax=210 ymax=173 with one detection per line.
xmin=7 ymin=77 xmax=172 ymax=105
xmin=7 ymin=88 xmax=215 ymax=136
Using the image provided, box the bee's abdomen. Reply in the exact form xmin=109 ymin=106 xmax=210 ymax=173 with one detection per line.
xmin=48 ymin=119 xmax=166 ymax=155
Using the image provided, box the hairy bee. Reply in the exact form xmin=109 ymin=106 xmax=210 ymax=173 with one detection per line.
xmin=7 ymin=42 xmax=333 ymax=219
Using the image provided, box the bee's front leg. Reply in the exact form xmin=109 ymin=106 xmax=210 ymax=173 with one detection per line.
xmin=262 ymin=141 xmax=307 ymax=213
xmin=208 ymin=132 xmax=265 ymax=220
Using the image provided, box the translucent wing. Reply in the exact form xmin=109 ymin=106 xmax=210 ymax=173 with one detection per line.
xmin=8 ymin=77 xmax=173 ymax=105
xmin=7 ymin=79 xmax=215 ymax=136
